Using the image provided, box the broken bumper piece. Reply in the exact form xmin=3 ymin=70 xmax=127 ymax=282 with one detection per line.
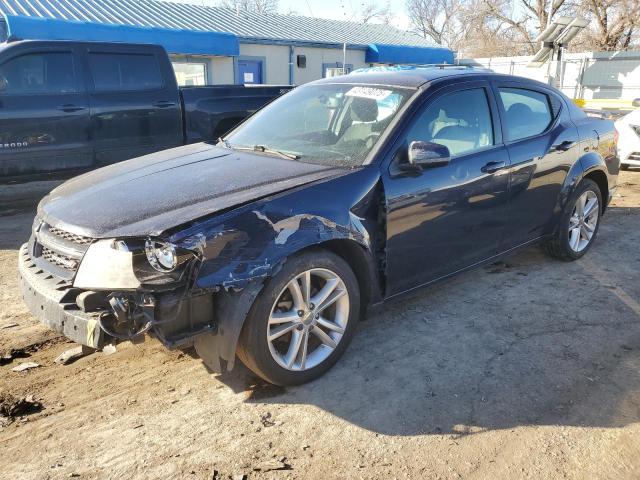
xmin=18 ymin=243 xmax=216 ymax=352
xmin=18 ymin=244 xmax=109 ymax=349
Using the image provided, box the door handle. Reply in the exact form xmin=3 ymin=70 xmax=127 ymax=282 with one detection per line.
xmin=57 ymin=104 xmax=86 ymax=113
xmin=550 ymin=140 xmax=576 ymax=152
xmin=481 ymin=160 xmax=507 ymax=174
xmin=153 ymin=101 xmax=176 ymax=108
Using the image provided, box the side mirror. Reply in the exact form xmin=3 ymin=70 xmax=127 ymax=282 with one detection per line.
xmin=406 ymin=141 xmax=451 ymax=169
xmin=633 ymin=98 xmax=640 ymax=108
xmin=0 ymin=75 xmax=7 ymax=93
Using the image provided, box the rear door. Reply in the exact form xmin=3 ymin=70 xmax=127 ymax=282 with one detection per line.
xmin=491 ymin=81 xmax=579 ymax=249
xmin=0 ymin=44 xmax=91 ymax=176
xmin=84 ymin=44 xmax=182 ymax=166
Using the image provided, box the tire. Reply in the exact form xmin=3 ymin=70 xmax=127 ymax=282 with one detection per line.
xmin=237 ymin=249 xmax=360 ymax=386
xmin=543 ymin=178 xmax=603 ymax=261
xmin=621 ymin=164 xmax=629 ymax=171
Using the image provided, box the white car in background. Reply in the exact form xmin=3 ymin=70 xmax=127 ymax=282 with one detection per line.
xmin=615 ymin=99 xmax=640 ymax=170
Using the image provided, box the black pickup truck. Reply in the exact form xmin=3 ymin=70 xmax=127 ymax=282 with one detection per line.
xmin=0 ymin=40 xmax=290 ymax=178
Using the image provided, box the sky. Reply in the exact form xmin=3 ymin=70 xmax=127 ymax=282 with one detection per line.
xmin=165 ymin=0 xmax=412 ymax=30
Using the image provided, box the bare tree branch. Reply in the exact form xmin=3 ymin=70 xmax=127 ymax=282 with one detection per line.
xmin=219 ymin=0 xmax=278 ymax=14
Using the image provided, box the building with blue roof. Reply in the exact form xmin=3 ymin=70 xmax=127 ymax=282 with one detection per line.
xmin=0 ymin=0 xmax=454 ymax=86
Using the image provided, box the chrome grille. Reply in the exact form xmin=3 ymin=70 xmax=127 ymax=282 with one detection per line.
xmin=47 ymin=226 xmax=93 ymax=245
xmin=41 ymin=246 xmax=79 ymax=271
xmin=31 ymin=220 xmax=94 ymax=278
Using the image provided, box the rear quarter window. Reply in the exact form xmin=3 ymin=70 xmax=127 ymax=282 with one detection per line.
xmin=89 ymin=52 xmax=163 ymax=92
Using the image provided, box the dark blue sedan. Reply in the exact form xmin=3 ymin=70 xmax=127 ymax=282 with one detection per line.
xmin=19 ymin=66 xmax=620 ymax=385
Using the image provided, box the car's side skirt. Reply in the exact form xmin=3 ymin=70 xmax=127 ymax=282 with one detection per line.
xmin=380 ymin=235 xmax=547 ymax=305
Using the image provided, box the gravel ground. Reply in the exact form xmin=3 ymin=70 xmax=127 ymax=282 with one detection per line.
xmin=1 ymin=172 xmax=639 ymax=480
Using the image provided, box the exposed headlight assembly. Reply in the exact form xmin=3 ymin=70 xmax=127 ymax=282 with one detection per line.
xmin=74 ymin=237 xmax=200 ymax=290
xmin=145 ymin=239 xmax=178 ymax=272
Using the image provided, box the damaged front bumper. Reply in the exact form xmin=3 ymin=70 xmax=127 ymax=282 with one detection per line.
xmin=18 ymin=241 xmax=215 ymax=350
xmin=19 ymin=244 xmax=109 ymax=349
xmin=18 ymin=241 xmax=254 ymax=372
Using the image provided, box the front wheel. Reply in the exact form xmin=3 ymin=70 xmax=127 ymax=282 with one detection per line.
xmin=543 ymin=178 xmax=602 ymax=261
xmin=237 ymin=250 xmax=360 ymax=386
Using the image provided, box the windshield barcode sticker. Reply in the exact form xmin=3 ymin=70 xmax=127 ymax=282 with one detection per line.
xmin=345 ymin=87 xmax=392 ymax=100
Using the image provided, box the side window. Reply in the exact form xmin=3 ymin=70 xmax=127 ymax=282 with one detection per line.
xmin=407 ymin=88 xmax=494 ymax=157
xmin=0 ymin=52 xmax=76 ymax=94
xmin=89 ymin=53 xmax=162 ymax=91
xmin=498 ymin=88 xmax=554 ymax=141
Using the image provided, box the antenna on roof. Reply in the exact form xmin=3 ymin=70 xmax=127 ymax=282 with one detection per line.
xmin=528 ymin=16 xmax=588 ymax=87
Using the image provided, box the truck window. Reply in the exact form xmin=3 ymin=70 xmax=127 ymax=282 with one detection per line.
xmin=0 ymin=52 xmax=76 ymax=94
xmin=89 ymin=53 xmax=163 ymax=91
xmin=498 ymin=88 xmax=553 ymax=141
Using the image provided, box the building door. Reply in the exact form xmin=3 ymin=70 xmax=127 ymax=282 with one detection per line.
xmin=236 ymin=59 xmax=263 ymax=84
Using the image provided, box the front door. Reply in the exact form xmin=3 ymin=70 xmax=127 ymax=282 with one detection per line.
xmin=236 ymin=59 xmax=263 ymax=85
xmin=0 ymin=47 xmax=91 ymax=176
xmin=383 ymin=82 xmax=511 ymax=296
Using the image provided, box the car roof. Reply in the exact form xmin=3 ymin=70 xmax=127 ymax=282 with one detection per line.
xmin=313 ymin=65 xmax=540 ymax=89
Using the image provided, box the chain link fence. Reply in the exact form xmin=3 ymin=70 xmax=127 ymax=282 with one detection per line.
xmin=461 ymin=51 xmax=640 ymax=111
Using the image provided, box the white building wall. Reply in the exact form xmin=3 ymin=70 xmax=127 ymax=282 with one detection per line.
xmin=171 ymin=44 xmax=371 ymax=87
xmin=239 ymin=43 xmax=290 ymax=84
xmin=292 ymin=46 xmax=367 ymax=84
xmin=211 ymin=56 xmax=234 ymax=84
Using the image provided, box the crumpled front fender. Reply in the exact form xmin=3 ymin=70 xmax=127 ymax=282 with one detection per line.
xmin=169 ymin=167 xmax=384 ymax=372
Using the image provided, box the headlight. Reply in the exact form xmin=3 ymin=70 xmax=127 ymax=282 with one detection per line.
xmin=74 ymin=237 xmax=200 ymax=290
xmin=145 ymin=239 xmax=177 ymax=272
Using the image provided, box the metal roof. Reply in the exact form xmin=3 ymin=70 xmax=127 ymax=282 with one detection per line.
xmin=0 ymin=0 xmax=438 ymax=48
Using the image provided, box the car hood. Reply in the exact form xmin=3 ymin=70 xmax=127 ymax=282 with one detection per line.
xmin=38 ymin=143 xmax=346 ymax=238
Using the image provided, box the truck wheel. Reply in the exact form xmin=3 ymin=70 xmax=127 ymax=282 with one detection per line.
xmin=237 ymin=249 xmax=360 ymax=386
xmin=543 ymin=178 xmax=602 ymax=261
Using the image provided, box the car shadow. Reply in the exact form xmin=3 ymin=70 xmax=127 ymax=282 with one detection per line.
xmin=215 ymin=205 xmax=640 ymax=436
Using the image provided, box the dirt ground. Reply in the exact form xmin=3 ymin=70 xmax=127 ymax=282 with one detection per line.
xmin=1 ymin=172 xmax=639 ymax=480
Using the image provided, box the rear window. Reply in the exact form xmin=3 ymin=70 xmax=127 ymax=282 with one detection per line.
xmin=0 ymin=52 xmax=76 ymax=94
xmin=89 ymin=53 xmax=162 ymax=91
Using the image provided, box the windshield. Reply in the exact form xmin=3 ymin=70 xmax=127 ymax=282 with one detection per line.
xmin=223 ymin=83 xmax=414 ymax=167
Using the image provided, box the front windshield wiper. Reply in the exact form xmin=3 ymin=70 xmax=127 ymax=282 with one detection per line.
xmin=217 ymin=137 xmax=232 ymax=149
xmin=254 ymin=145 xmax=300 ymax=160
xmin=231 ymin=144 xmax=300 ymax=160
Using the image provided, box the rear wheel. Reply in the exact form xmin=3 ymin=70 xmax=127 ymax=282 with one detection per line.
xmin=543 ymin=178 xmax=602 ymax=261
xmin=621 ymin=164 xmax=629 ymax=171
xmin=237 ymin=250 xmax=360 ymax=386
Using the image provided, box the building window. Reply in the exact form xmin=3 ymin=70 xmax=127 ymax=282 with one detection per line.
xmin=323 ymin=63 xmax=353 ymax=78
xmin=173 ymin=62 xmax=207 ymax=86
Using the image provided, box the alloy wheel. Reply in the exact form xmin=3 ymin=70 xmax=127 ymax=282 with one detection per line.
xmin=568 ymin=190 xmax=599 ymax=253
xmin=267 ymin=268 xmax=350 ymax=371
